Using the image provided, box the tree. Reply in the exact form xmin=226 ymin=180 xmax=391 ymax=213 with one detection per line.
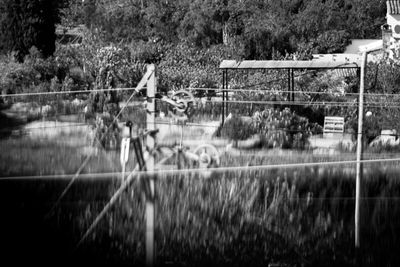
xmin=179 ymin=4 xmax=221 ymax=47
xmin=0 ymin=0 xmax=67 ymax=61
xmin=343 ymin=0 xmax=386 ymax=39
xmin=303 ymin=30 xmax=351 ymax=54
xmin=61 ymin=0 xmax=85 ymax=28
xmin=145 ymin=0 xmax=185 ymax=42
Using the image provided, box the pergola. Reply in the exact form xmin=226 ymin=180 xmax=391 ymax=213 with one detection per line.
xmin=219 ymin=58 xmax=362 ymax=124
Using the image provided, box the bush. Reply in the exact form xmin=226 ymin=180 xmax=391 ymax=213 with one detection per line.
xmin=128 ymin=40 xmax=169 ymax=64
xmin=253 ymin=108 xmax=312 ymax=149
xmin=347 ymin=113 xmax=384 ymax=145
xmin=218 ymin=108 xmax=315 ymax=150
xmin=220 ymin=114 xmax=256 ymax=141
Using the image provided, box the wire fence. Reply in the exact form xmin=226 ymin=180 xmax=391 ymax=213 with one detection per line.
xmin=4 ymin=85 xmax=400 ymax=98
xmin=2 ymin=67 xmax=400 ymax=262
xmin=0 ymin=86 xmax=147 ymax=98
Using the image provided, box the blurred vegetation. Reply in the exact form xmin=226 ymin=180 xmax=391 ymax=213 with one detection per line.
xmin=2 ymin=132 xmax=400 ymax=265
xmin=220 ymin=114 xmax=256 ymax=142
xmin=74 ymin=153 xmax=400 ymax=266
xmin=220 ymin=108 xmax=322 ymax=149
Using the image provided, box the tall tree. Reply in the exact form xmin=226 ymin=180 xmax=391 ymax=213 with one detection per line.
xmin=0 ymin=0 xmax=67 ymax=61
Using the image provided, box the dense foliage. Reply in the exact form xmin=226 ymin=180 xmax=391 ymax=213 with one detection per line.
xmin=60 ymin=0 xmax=385 ymax=60
xmin=0 ymin=0 xmax=389 ymax=101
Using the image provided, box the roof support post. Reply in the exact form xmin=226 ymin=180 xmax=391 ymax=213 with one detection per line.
xmin=222 ymin=70 xmax=226 ymax=125
xmin=287 ymin=69 xmax=291 ymax=102
xmin=291 ymin=68 xmax=295 ymax=102
xmin=225 ymin=70 xmax=229 ymax=119
xmin=355 ymin=51 xmax=367 ymax=249
xmin=146 ymin=64 xmax=156 ymax=267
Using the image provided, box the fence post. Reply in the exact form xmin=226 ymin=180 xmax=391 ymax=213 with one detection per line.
xmin=355 ymin=51 xmax=367 ymax=248
xmin=146 ymin=64 xmax=156 ymax=266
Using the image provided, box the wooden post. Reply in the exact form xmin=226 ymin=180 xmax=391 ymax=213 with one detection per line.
xmin=146 ymin=64 xmax=156 ymax=266
xmin=355 ymin=51 xmax=367 ymax=248
xmin=120 ymin=138 xmax=130 ymax=181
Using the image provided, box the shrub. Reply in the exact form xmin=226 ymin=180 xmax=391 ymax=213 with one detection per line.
xmin=253 ymin=108 xmax=312 ymax=149
xmin=220 ymin=114 xmax=256 ymax=141
xmin=218 ymin=108 xmax=315 ymax=150
xmin=128 ymin=40 xmax=169 ymax=64
xmin=347 ymin=113 xmax=383 ymax=145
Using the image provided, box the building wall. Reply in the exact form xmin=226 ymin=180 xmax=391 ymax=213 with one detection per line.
xmin=387 ymin=14 xmax=400 ymax=38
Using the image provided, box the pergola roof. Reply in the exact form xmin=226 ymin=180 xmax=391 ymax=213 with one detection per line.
xmin=219 ymin=60 xmax=361 ymax=70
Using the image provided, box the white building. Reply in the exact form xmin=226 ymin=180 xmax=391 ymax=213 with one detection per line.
xmin=341 ymin=1 xmax=400 ymax=61
xmin=387 ymin=0 xmax=400 ymax=39
xmin=384 ymin=0 xmax=400 ymax=60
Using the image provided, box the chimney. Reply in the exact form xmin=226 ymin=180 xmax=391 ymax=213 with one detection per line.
xmin=382 ymin=23 xmax=392 ymax=51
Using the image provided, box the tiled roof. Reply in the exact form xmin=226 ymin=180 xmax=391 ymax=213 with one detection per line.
xmin=387 ymin=0 xmax=400 ymax=15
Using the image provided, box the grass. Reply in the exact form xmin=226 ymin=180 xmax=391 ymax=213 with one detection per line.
xmin=71 ymin=153 xmax=400 ymax=267
xmin=2 ymin=117 xmax=400 ymax=266
xmin=0 ymin=137 xmax=126 ymax=177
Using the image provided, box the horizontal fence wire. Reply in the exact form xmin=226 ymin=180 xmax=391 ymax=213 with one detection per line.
xmin=186 ymin=87 xmax=400 ymax=97
xmin=0 ymin=123 xmax=89 ymax=132
xmin=2 ymin=157 xmax=400 ymax=181
xmin=4 ymin=85 xmax=400 ymax=98
xmin=153 ymin=120 xmax=400 ymax=137
xmin=154 ymin=93 xmax=400 ymax=108
xmin=1 ymin=118 xmax=398 ymax=139
xmin=195 ymin=99 xmax=400 ymax=108
xmin=0 ymin=87 xmax=146 ymax=97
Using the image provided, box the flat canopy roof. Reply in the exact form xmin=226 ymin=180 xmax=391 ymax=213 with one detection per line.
xmin=220 ymin=60 xmax=361 ymax=70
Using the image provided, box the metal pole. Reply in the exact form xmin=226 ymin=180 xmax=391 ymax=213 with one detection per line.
xmin=287 ymin=69 xmax=291 ymax=102
xmin=355 ymin=51 xmax=367 ymax=248
xmin=291 ymin=69 xmax=295 ymax=102
xmin=225 ymin=70 xmax=229 ymax=119
xmin=146 ymin=64 xmax=156 ymax=266
xmin=222 ymin=70 xmax=226 ymax=125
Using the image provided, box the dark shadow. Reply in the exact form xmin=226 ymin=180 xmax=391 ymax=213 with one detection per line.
xmin=0 ymin=111 xmax=26 ymax=138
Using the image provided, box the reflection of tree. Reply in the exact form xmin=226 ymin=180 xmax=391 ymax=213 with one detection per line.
xmin=0 ymin=0 xmax=68 ymax=61
xmin=89 ymin=46 xmax=125 ymax=117
xmin=86 ymin=46 xmax=125 ymax=149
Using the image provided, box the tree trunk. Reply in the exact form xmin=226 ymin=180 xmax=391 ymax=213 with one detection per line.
xmin=223 ymin=23 xmax=229 ymax=45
